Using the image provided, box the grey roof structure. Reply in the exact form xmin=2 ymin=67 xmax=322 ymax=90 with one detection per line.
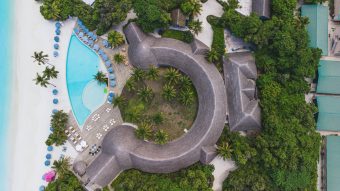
xmin=224 ymin=52 xmax=261 ymax=132
xmin=252 ymin=0 xmax=271 ymax=19
xmin=73 ymin=161 xmax=87 ymax=176
xmin=79 ymin=23 xmax=227 ymax=188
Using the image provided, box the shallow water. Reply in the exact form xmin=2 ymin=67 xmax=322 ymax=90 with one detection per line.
xmin=0 ymin=0 xmax=12 ymax=189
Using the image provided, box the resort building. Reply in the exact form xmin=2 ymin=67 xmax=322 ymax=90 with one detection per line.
xmin=333 ymin=0 xmax=340 ymax=21
xmin=322 ymin=135 xmax=340 ymax=191
xmin=301 ymin=4 xmax=329 ymax=56
xmin=74 ymin=23 xmax=227 ymax=190
xmin=170 ymin=9 xmax=188 ymax=29
xmin=223 ymin=52 xmax=261 ymax=132
xmin=317 ymin=60 xmax=340 ymax=95
xmin=252 ymin=0 xmax=271 ymax=19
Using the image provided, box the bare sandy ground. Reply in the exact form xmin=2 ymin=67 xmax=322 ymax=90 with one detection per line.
xmin=9 ymin=0 xmax=77 ymax=190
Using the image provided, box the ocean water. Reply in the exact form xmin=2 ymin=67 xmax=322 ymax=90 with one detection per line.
xmin=66 ymin=34 xmax=106 ymax=126
xmin=0 ymin=0 xmax=12 ymax=190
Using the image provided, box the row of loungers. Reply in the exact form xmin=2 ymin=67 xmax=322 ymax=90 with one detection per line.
xmin=74 ymin=20 xmax=117 ymax=88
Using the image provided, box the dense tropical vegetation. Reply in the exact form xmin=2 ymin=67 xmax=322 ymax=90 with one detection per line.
xmin=39 ymin=0 xmax=132 ymax=35
xmin=107 ymin=163 xmax=214 ymax=191
xmin=108 ymin=30 xmax=125 ymax=48
xmin=215 ymin=0 xmax=322 ymax=190
xmin=46 ymin=158 xmax=84 ymax=191
xmin=45 ymin=110 xmax=69 ymax=146
xmin=117 ymin=67 xmax=198 ymax=143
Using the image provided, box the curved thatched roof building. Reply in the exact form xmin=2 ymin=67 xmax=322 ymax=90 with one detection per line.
xmin=80 ymin=23 xmax=227 ymax=188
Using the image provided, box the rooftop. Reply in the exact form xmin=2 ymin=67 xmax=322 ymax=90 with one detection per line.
xmin=326 ymin=136 xmax=340 ymax=191
xmin=301 ymin=4 xmax=329 ymax=56
xmin=317 ymin=59 xmax=340 ymax=94
xmin=317 ymin=96 xmax=340 ymax=131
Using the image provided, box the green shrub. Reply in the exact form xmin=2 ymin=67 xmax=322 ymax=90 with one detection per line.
xmin=162 ymin=29 xmax=194 ymax=43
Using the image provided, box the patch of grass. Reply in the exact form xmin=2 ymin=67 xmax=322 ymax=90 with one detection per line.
xmin=119 ymin=67 xmax=198 ymax=141
xmin=162 ymin=29 xmax=194 ymax=43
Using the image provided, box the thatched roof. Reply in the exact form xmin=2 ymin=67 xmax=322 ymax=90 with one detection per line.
xmin=73 ymin=161 xmax=87 ymax=176
xmin=252 ymin=0 xmax=271 ymax=19
xmin=81 ymin=23 xmax=227 ymax=188
xmin=224 ymin=52 xmax=261 ymax=132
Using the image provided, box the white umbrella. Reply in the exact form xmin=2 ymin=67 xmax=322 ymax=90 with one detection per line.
xmin=80 ymin=140 xmax=87 ymax=148
xmin=75 ymin=144 xmax=83 ymax=152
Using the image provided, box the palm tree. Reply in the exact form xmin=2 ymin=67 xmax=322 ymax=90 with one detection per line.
xmin=152 ymin=112 xmax=164 ymax=125
xmin=33 ymin=73 xmax=51 ymax=88
xmin=179 ymin=88 xmax=195 ymax=105
xmin=52 ymin=157 xmax=71 ymax=177
xmin=32 ymin=51 xmax=50 ymax=65
xmin=113 ymin=96 xmax=126 ymax=108
xmin=179 ymin=75 xmax=192 ymax=89
xmin=135 ymin=122 xmax=152 ymax=140
xmin=164 ymin=68 xmax=181 ymax=85
xmin=217 ymin=143 xmax=233 ymax=160
xmin=206 ymin=49 xmax=219 ymax=64
xmin=114 ymin=53 xmax=125 ymax=64
xmin=132 ymin=68 xmax=146 ymax=82
xmin=191 ymin=0 xmax=202 ymax=16
xmin=137 ymin=86 xmax=154 ymax=103
xmin=154 ymin=130 xmax=169 ymax=145
xmin=93 ymin=71 xmax=107 ymax=85
xmin=162 ymin=84 xmax=177 ymax=101
xmin=43 ymin=66 xmax=59 ymax=80
xmin=147 ymin=66 xmax=159 ymax=80
xmin=125 ymin=79 xmax=136 ymax=92
xmin=108 ymin=31 xmax=125 ymax=48
xmin=188 ymin=19 xmax=203 ymax=35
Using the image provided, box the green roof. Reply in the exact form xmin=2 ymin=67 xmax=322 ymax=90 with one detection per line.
xmin=326 ymin=135 xmax=340 ymax=191
xmin=317 ymin=59 xmax=340 ymax=94
xmin=301 ymin=5 xmax=329 ymax=56
xmin=317 ymin=96 xmax=340 ymax=131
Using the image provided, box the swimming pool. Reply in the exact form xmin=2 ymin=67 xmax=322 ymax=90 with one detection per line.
xmin=0 ymin=0 xmax=11 ymax=189
xmin=66 ymin=34 xmax=107 ymax=126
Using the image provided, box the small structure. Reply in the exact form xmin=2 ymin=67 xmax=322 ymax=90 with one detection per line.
xmin=224 ymin=52 xmax=261 ymax=132
xmin=317 ymin=60 xmax=340 ymax=94
xmin=316 ymin=96 xmax=340 ymax=131
xmin=333 ymin=0 xmax=340 ymax=21
xmin=330 ymin=27 xmax=340 ymax=56
xmin=73 ymin=161 xmax=87 ymax=177
xmin=252 ymin=0 xmax=271 ymax=19
xmin=170 ymin=9 xmax=188 ymax=29
xmin=301 ymin=4 xmax=329 ymax=56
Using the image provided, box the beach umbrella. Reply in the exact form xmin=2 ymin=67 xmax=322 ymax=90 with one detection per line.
xmin=93 ymin=44 xmax=99 ymax=51
xmin=92 ymin=35 xmax=97 ymax=41
xmin=79 ymin=32 xmax=84 ymax=38
xmin=98 ymin=49 xmax=104 ymax=55
xmin=52 ymin=109 xmax=58 ymax=114
xmin=110 ymin=80 xmax=116 ymax=87
xmin=50 ymin=127 xmax=54 ymax=132
xmin=52 ymin=89 xmax=58 ymax=95
xmin=53 ymin=51 xmax=59 ymax=57
xmin=75 ymin=144 xmax=83 ymax=152
xmin=55 ymin=22 xmax=61 ymax=28
xmin=109 ymin=74 xmax=116 ymax=80
xmin=44 ymin=160 xmax=50 ymax=166
xmin=80 ymin=140 xmax=87 ymax=148
xmin=55 ymin=29 xmax=61 ymax=35
xmin=46 ymin=153 xmax=52 ymax=160
xmin=88 ymin=40 xmax=94 ymax=46
xmin=74 ymin=28 xmax=80 ymax=34
xmin=108 ymin=67 xmax=113 ymax=73
xmin=54 ymin=36 xmax=60 ymax=42
xmin=44 ymin=171 xmax=56 ymax=182
xmin=88 ymin=32 xmax=94 ymax=38
xmin=39 ymin=185 xmax=45 ymax=191
xmin=102 ymin=54 xmax=109 ymax=61
xmin=84 ymin=28 xmax=90 ymax=33
xmin=77 ymin=20 xmax=83 ymax=25
xmin=47 ymin=146 xmax=53 ymax=151
xmin=83 ymin=36 xmax=89 ymax=43
xmin=53 ymin=98 xmax=59 ymax=104
xmin=109 ymin=92 xmax=115 ymax=97
xmin=105 ymin=61 xmax=111 ymax=67
xmin=108 ymin=96 xmax=113 ymax=102
xmin=54 ymin=44 xmax=59 ymax=50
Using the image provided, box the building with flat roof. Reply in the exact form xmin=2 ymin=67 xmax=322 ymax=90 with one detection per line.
xmin=301 ymin=4 xmax=329 ymax=56
xmin=325 ymin=136 xmax=340 ymax=191
xmin=317 ymin=96 xmax=340 ymax=131
xmin=317 ymin=60 xmax=340 ymax=94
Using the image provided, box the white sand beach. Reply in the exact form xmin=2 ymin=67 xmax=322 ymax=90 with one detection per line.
xmin=9 ymin=0 xmax=77 ymax=190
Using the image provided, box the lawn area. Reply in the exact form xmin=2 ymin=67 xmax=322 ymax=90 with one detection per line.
xmin=162 ymin=29 xmax=194 ymax=43
xmin=117 ymin=67 xmax=198 ymax=143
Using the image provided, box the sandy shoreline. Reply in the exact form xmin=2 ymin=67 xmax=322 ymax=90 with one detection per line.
xmin=9 ymin=0 xmax=77 ymax=190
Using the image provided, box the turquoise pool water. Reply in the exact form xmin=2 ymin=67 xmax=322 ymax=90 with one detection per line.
xmin=66 ymin=34 xmax=107 ymax=126
xmin=0 ymin=0 xmax=11 ymax=189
